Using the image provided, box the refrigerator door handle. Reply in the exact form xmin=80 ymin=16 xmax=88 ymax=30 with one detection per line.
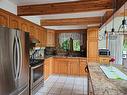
xmin=13 ymin=37 xmax=18 ymax=80
xmin=16 ymin=33 xmax=23 ymax=79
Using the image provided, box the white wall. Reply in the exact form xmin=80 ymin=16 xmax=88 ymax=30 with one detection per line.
xmin=98 ymin=17 xmax=125 ymax=49
xmin=0 ymin=0 xmax=41 ymax=25
xmin=21 ymin=16 xmax=41 ymax=25
xmin=0 ymin=0 xmax=17 ymax=14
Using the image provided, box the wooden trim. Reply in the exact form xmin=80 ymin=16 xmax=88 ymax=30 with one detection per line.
xmin=17 ymin=0 xmax=112 ymax=16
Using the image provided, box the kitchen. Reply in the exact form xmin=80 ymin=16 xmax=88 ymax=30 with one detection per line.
xmin=0 ymin=0 xmax=127 ymax=95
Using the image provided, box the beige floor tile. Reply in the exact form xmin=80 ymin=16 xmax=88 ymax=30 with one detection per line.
xmin=35 ymin=75 xmax=88 ymax=95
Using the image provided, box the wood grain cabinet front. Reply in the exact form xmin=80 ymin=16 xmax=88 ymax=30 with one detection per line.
xmin=9 ymin=15 xmax=21 ymax=29
xmin=69 ymin=59 xmax=80 ymax=76
xmin=0 ymin=9 xmax=9 ymax=27
xmin=46 ymin=29 xmax=55 ymax=47
xmin=20 ymin=19 xmax=29 ymax=32
xmin=79 ymin=59 xmax=87 ymax=76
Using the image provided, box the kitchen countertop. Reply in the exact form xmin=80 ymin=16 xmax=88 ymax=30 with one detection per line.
xmin=44 ymin=55 xmax=87 ymax=59
xmin=88 ymin=62 xmax=127 ymax=95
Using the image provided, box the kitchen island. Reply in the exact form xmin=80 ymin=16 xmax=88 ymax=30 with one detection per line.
xmin=88 ymin=62 xmax=127 ymax=95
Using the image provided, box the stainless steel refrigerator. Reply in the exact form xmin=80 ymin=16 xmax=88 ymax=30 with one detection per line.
xmin=0 ymin=26 xmax=29 ymax=95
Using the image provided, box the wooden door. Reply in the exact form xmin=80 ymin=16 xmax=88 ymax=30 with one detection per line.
xmin=0 ymin=10 xmax=9 ymax=27
xmin=69 ymin=59 xmax=79 ymax=76
xmin=79 ymin=59 xmax=87 ymax=76
xmin=9 ymin=15 xmax=20 ymax=29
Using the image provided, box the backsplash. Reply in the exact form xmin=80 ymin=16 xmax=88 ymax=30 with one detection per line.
xmin=30 ymin=47 xmax=45 ymax=59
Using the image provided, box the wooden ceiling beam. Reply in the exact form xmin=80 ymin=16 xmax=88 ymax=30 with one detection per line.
xmin=41 ymin=17 xmax=101 ymax=26
xmin=17 ymin=0 xmax=112 ymax=16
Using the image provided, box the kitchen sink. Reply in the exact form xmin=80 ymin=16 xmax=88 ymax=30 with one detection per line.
xmin=100 ymin=65 xmax=127 ymax=80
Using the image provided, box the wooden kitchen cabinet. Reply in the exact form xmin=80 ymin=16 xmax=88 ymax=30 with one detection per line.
xmin=53 ymin=58 xmax=60 ymax=74
xmin=79 ymin=58 xmax=87 ymax=76
xmin=0 ymin=9 xmax=9 ymax=27
xmin=87 ymin=28 xmax=98 ymax=62
xmin=41 ymin=28 xmax=47 ymax=47
xmin=20 ymin=19 xmax=29 ymax=32
xmin=47 ymin=29 xmax=55 ymax=47
xmin=54 ymin=58 xmax=68 ymax=75
xmin=99 ymin=56 xmax=110 ymax=64
xmin=44 ymin=57 xmax=54 ymax=80
xmin=69 ymin=59 xmax=79 ymax=75
xmin=9 ymin=15 xmax=21 ymax=29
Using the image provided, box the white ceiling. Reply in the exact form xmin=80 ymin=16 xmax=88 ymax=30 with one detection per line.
xmin=43 ymin=24 xmax=100 ymax=30
xmin=9 ymin=0 xmax=79 ymax=5
xmin=40 ymin=11 xmax=105 ymax=20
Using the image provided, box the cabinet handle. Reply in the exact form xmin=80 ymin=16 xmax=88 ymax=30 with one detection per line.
xmin=85 ymin=65 xmax=88 ymax=73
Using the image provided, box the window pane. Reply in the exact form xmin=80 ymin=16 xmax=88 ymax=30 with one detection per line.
xmin=73 ymin=40 xmax=80 ymax=51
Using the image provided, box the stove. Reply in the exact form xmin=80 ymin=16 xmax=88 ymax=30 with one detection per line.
xmin=29 ymin=59 xmax=44 ymax=95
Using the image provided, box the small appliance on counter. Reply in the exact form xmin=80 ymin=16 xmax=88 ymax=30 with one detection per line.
xmin=99 ymin=49 xmax=110 ymax=56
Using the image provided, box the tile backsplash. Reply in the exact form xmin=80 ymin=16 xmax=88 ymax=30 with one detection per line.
xmin=30 ymin=47 xmax=45 ymax=59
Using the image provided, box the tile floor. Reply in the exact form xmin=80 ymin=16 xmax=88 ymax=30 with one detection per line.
xmin=35 ymin=75 xmax=88 ymax=95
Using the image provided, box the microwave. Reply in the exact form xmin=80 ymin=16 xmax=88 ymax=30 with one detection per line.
xmin=99 ymin=49 xmax=110 ymax=56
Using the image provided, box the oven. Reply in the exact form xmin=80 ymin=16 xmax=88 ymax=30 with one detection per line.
xmin=30 ymin=62 xmax=44 ymax=95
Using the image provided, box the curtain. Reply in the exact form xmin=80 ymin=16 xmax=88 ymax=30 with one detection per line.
xmin=59 ymin=33 xmax=83 ymax=46
xmin=108 ymin=34 xmax=124 ymax=65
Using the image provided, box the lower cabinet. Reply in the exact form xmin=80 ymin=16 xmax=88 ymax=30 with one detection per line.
xmin=44 ymin=57 xmax=87 ymax=80
xmin=80 ymin=59 xmax=87 ymax=76
xmin=69 ymin=59 xmax=79 ymax=75
xmin=44 ymin=58 xmax=53 ymax=80
xmin=53 ymin=58 xmax=87 ymax=76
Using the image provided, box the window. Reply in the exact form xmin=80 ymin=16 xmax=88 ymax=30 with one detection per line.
xmin=59 ymin=33 xmax=82 ymax=51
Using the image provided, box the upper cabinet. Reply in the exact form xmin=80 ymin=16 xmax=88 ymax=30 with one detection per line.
xmin=0 ymin=9 xmax=9 ymax=27
xmin=9 ymin=15 xmax=21 ymax=29
xmin=46 ymin=29 xmax=55 ymax=47
xmin=20 ymin=19 xmax=29 ymax=32
xmin=41 ymin=28 xmax=47 ymax=47
xmin=0 ymin=9 xmax=48 ymax=47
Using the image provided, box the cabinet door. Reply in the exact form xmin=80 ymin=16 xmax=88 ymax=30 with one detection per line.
xmin=52 ymin=60 xmax=59 ymax=74
xmin=44 ymin=59 xmax=50 ymax=80
xmin=44 ymin=63 xmax=49 ymax=80
xmin=58 ymin=59 xmax=68 ymax=75
xmin=9 ymin=15 xmax=20 ymax=29
xmin=79 ymin=59 xmax=87 ymax=76
xmin=87 ymin=39 xmax=98 ymax=62
xmin=69 ymin=59 xmax=79 ymax=76
xmin=42 ymin=29 xmax=47 ymax=46
xmin=0 ymin=10 xmax=9 ymax=27
xmin=20 ymin=19 xmax=29 ymax=32
xmin=47 ymin=29 xmax=55 ymax=47
xmin=29 ymin=24 xmax=36 ymax=37
xmin=87 ymin=28 xmax=98 ymax=62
